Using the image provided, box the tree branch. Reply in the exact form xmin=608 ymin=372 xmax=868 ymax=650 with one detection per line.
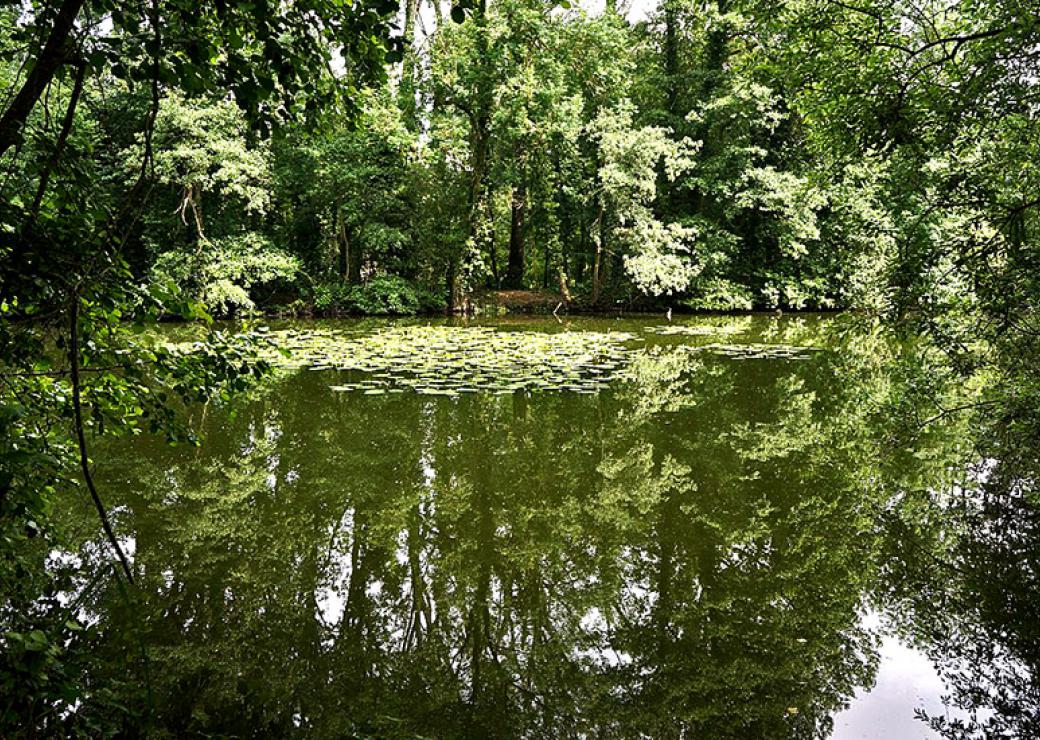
xmin=0 ymin=0 xmax=87 ymax=158
xmin=29 ymin=61 xmax=86 ymax=224
xmin=69 ymin=296 xmax=135 ymax=585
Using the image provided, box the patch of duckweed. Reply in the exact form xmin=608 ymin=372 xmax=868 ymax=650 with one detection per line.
xmin=268 ymin=326 xmax=638 ymax=396
xmin=698 ymin=342 xmax=822 ymax=360
xmin=642 ymin=324 xmax=744 ymax=337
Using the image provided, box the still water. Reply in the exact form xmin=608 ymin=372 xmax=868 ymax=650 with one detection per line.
xmin=59 ymin=315 xmax=1033 ymax=737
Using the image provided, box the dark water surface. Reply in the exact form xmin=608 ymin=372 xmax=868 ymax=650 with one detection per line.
xmin=58 ymin=315 xmax=1032 ymax=737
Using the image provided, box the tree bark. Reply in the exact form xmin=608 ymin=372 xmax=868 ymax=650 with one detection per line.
xmin=591 ymin=205 xmax=604 ymax=304
xmin=664 ymin=0 xmax=679 ymax=111
xmin=0 ymin=0 xmax=86 ymax=158
xmin=574 ymin=214 xmax=588 ymax=282
xmin=460 ymin=0 xmax=493 ymax=306
xmin=504 ymin=184 xmax=526 ymax=289
xmin=446 ymin=260 xmax=461 ymax=313
xmin=399 ymin=0 xmax=422 ymax=130
xmin=337 ymin=213 xmax=349 ymax=278
xmin=404 ymin=0 xmax=420 ymax=48
xmin=488 ymin=219 xmax=500 ymax=288
xmin=543 ymin=230 xmax=550 ymax=289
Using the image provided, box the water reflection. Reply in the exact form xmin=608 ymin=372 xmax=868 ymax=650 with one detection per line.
xmin=878 ymin=425 xmax=1040 ymax=738
xmin=57 ymin=316 xmax=1022 ymax=737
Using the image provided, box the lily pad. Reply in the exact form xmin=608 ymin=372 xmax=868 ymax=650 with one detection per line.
xmin=267 ymin=325 xmax=637 ymax=395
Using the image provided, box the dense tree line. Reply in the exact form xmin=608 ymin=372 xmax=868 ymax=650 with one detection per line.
xmin=3 ymin=0 xmax=1037 ymax=318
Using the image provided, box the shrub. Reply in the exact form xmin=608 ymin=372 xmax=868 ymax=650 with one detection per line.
xmin=311 ymin=276 xmax=443 ymax=315
xmin=151 ymin=233 xmax=300 ymax=317
xmin=681 ymin=279 xmax=755 ymax=311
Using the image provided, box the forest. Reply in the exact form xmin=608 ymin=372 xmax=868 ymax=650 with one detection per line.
xmin=1 ymin=0 xmax=1039 ymax=736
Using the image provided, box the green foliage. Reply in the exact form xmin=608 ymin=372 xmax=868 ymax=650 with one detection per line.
xmin=680 ymin=278 xmax=754 ymax=311
xmin=0 ymin=1 xmax=398 ymax=733
xmin=146 ymin=93 xmax=272 ymax=216
xmin=312 ymin=275 xmax=440 ymax=315
xmin=589 ymin=100 xmax=700 ymax=296
xmin=26 ymin=315 xmax=977 ymax=737
xmin=0 ymin=278 xmax=275 ymax=734
xmin=152 ymin=233 xmax=300 ymax=316
xmin=2 ymin=0 xmax=1040 ymax=732
xmin=126 ymin=94 xmax=303 ymax=316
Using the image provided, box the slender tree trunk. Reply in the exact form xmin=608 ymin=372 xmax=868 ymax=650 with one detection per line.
xmin=560 ymin=229 xmax=570 ymax=291
xmin=461 ymin=0 xmax=492 ymax=306
xmin=399 ymin=0 xmax=422 ymax=130
xmin=488 ymin=222 xmax=500 ymax=288
xmin=0 ymin=0 xmax=86 ymax=158
xmin=504 ymin=184 xmax=526 ymax=289
xmin=557 ymin=165 xmax=572 ymax=291
xmin=175 ymin=183 xmax=206 ymax=250
xmin=611 ymin=228 xmax=624 ymax=279
xmin=337 ymin=213 xmax=349 ymax=278
xmin=430 ymin=0 xmax=446 ymax=110
xmin=446 ymin=260 xmax=461 ymax=313
xmin=469 ymin=129 xmax=491 ymax=240
xmin=543 ymin=231 xmax=550 ymax=289
xmin=591 ymin=205 xmax=604 ymax=304
xmin=574 ymin=214 xmax=588 ymax=283
xmin=464 ymin=100 xmax=491 ymax=305
xmin=403 ymin=0 xmax=420 ymax=53
xmin=664 ymin=0 xmax=679 ymax=112
xmin=558 ymin=269 xmax=572 ymax=303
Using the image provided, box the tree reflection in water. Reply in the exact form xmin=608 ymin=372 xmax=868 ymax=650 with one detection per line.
xmin=880 ymin=401 xmax=1040 ymax=738
xmin=54 ymin=316 xmax=1035 ymax=738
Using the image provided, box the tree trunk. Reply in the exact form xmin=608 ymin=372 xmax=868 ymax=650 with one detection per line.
xmin=664 ymin=0 xmax=679 ymax=112
xmin=430 ymin=0 xmax=445 ymax=109
xmin=591 ymin=205 xmax=604 ymax=304
xmin=0 ymin=0 xmax=86 ymax=158
xmin=446 ymin=260 xmax=463 ymax=314
xmin=69 ymin=296 xmax=135 ymax=584
xmin=558 ymin=269 xmax=572 ymax=303
xmin=557 ymin=166 xmax=572 ymax=291
xmin=399 ymin=0 xmax=422 ymax=130
xmin=461 ymin=0 xmax=493 ymax=306
xmin=504 ymin=184 xmax=526 ymax=289
xmin=403 ymin=0 xmax=420 ymax=50
xmin=543 ymin=231 xmax=551 ymax=289
xmin=337 ymin=214 xmax=349 ymax=278
xmin=488 ymin=221 xmax=500 ymax=288
xmin=574 ymin=214 xmax=588 ymax=283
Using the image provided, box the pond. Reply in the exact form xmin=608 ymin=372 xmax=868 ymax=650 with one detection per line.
xmin=56 ymin=314 xmax=1021 ymax=737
